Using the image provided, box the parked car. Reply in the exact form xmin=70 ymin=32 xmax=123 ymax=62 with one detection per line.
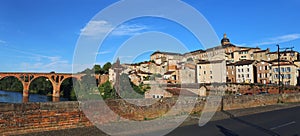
xmin=258 ymin=91 xmax=269 ymax=95
xmin=244 ymin=92 xmax=253 ymax=95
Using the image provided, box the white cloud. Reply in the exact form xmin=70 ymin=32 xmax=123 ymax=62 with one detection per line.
xmin=96 ymin=50 xmax=111 ymax=55
xmin=255 ymin=34 xmax=300 ymax=46
xmin=112 ymin=24 xmax=149 ymax=36
xmin=80 ymin=20 xmax=113 ymax=36
xmin=17 ymin=54 xmax=72 ymax=73
xmin=0 ymin=39 xmax=6 ymax=44
xmin=80 ymin=20 xmax=149 ymax=37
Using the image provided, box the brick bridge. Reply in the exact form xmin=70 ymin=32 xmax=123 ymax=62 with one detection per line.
xmin=0 ymin=72 xmax=108 ymax=98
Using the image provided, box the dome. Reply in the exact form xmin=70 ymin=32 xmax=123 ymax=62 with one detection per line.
xmin=221 ymin=33 xmax=230 ymax=46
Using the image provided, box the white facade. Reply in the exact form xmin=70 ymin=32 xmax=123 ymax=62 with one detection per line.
xmin=235 ymin=61 xmax=256 ymax=83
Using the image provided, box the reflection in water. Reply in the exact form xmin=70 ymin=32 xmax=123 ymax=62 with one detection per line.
xmin=0 ymin=90 xmax=69 ymax=103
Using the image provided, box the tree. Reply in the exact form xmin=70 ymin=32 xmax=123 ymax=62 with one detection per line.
xmin=60 ymin=78 xmax=78 ymax=101
xmin=187 ymin=58 xmax=193 ymax=62
xmin=74 ymin=75 xmax=99 ymax=100
xmin=99 ymin=81 xmax=116 ymax=99
xmin=80 ymin=68 xmax=93 ymax=75
xmin=29 ymin=77 xmax=53 ymax=95
xmin=0 ymin=77 xmax=23 ymax=92
xmin=93 ymin=65 xmax=101 ymax=74
xmin=102 ymin=62 xmax=112 ymax=74
xmin=119 ymin=73 xmax=144 ymax=99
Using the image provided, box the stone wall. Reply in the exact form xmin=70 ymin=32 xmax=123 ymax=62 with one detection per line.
xmin=0 ymin=102 xmax=92 ymax=135
xmin=2 ymin=93 xmax=300 ymax=135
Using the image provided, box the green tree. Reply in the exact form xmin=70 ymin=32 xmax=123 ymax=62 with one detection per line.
xmin=60 ymin=78 xmax=78 ymax=101
xmin=29 ymin=77 xmax=53 ymax=95
xmin=0 ymin=77 xmax=23 ymax=92
xmin=99 ymin=81 xmax=116 ymax=99
xmin=80 ymin=68 xmax=93 ymax=75
xmin=102 ymin=62 xmax=112 ymax=74
xmin=119 ymin=73 xmax=144 ymax=99
xmin=74 ymin=75 xmax=100 ymax=100
xmin=93 ymin=65 xmax=102 ymax=74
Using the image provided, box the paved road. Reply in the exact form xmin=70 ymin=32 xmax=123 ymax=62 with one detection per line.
xmin=166 ymin=106 xmax=300 ymax=136
xmin=18 ymin=104 xmax=300 ymax=136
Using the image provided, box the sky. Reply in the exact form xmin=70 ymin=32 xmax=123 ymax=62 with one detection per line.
xmin=0 ymin=0 xmax=300 ymax=73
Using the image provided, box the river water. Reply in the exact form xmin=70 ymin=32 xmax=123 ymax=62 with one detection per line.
xmin=0 ymin=90 xmax=69 ymax=103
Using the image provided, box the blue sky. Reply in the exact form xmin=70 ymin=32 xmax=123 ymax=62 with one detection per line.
xmin=0 ymin=0 xmax=300 ymax=73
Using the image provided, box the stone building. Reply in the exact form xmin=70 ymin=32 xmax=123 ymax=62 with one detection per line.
xmin=196 ymin=60 xmax=226 ymax=84
xmin=271 ymin=60 xmax=299 ymax=86
xmin=177 ymin=62 xmax=196 ymax=84
xmin=267 ymin=51 xmax=299 ymax=62
xmin=253 ymin=48 xmax=270 ymax=61
xmin=256 ymin=60 xmax=272 ymax=84
xmin=150 ymin=51 xmax=183 ymax=65
xmin=233 ymin=48 xmax=261 ymax=62
xmin=226 ymin=63 xmax=236 ymax=83
xmin=235 ymin=60 xmax=257 ymax=83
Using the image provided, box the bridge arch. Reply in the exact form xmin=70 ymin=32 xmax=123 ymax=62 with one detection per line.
xmin=28 ymin=76 xmax=54 ymax=96
xmin=0 ymin=76 xmax=23 ymax=92
xmin=60 ymin=77 xmax=79 ymax=100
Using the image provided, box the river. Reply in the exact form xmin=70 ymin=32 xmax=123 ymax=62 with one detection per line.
xmin=0 ymin=90 xmax=70 ymax=103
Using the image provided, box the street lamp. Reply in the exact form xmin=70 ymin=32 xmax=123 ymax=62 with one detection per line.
xmin=276 ymin=44 xmax=294 ymax=93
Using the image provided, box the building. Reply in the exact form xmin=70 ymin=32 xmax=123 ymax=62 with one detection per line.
xmin=271 ymin=60 xmax=299 ymax=86
xmin=109 ymin=58 xmax=125 ymax=85
xmin=253 ymin=48 xmax=270 ymax=61
xmin=235 ymin=60 xmax=257 ymax=83
xmin=150 ymin=51 xmax=183 ymax=65
xmin=163 ymin=71 xmax=177 ymax=84
xmin=196 ymin=60 xmax=226 ymax=84
xmin=233 ymin=47 xmax=261 ymax=62
xmin=256 ymin=60 xmax=272 ymax=84
xmin=267 ymin=51 xmax=299 ymax=62
xmin=177 ymin=62 xmax=196 ymax=84
xmin=226 ymin=63 xmax=236 ymax=83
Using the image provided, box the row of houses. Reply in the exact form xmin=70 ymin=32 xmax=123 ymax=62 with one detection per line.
xmin=109 ymin=34 xmax=300 ymax=87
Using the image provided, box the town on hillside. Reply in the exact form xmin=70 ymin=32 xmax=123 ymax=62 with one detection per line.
xmin=108 ymin=34 xmax=300 ymax=98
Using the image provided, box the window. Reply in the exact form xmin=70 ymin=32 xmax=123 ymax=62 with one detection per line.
xmin=210 ymin=76 xmax=213 ymax=79
xmin=238 ymin=74 xmax=241 ymax=78
xmin=210 ymin=71 xmax=212 ymax=74
xmin=247 ymin=74 xmax=250 ymax=78
xmin=204 ymin=71 xmax=206 ymax=74
xmin=287 ymin=67 xmax=291 ymax=72
xmin=247 ymin=68 xmax=250 ymax=72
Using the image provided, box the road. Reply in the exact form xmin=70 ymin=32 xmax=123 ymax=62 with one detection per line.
xmin=166 ymin=106 xmax=300 ymax=136
xmin=18 ymin=104 xmax=300 ymax=136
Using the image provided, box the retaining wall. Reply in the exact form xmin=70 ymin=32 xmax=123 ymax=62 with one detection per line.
xmin=1 ymin=93 xmax=300 ymax=135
